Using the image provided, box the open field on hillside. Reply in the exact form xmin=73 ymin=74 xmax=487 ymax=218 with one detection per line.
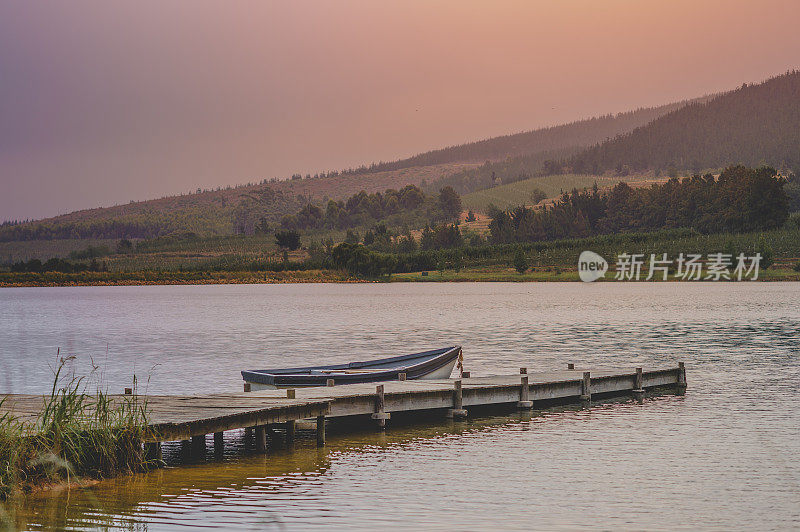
xmin=462 ymin=173 xmax=666 ymax=212
xmin=0 ymin=238 xmax=123 ymax=263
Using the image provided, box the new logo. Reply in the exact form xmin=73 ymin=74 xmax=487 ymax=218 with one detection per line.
xmin=578 ymin=251 xmax=608 ymax=282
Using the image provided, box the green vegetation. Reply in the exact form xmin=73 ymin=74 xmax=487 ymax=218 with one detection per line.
xmin=513 ymin=247 xmax=528 ymax=274
xmin=488 ymin=167 xmax=788 ymax=244
xmin=281 ymin=185 xmax=456 ymax=232
xmin=331 ymin=243 xmax=396 ymax=277
xmin=0 ymin=358 xmax=152 ymax=499
xmin=462 ymin=174 xmax=648 ymax=212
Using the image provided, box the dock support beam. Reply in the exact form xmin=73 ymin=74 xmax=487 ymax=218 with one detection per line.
xmin=191 ymin=435 xmax=206 ymax=458
xmin=213 ymin=432 xmax=224 ymax=455
xmin=567 ymin=363 xmax=575 ymax=370
xmin=144 ymin=441 xmax=162 ymax=462
xmin=447 ymin=380 xmax=468 ymax=419
xmin=255 ymin=426 xmax=267 ymax=453
xmin=372 ymin=385 xmax=390 ymax=429
xmin=517 ymin=375 xmax=533 ymax=409
xmin=676 ymin=362 xmax=687 ymax=395
xmin=316 ymin=415 xmax=326 ymax=447
xmin=580 ymin=371 xmax=592 ymax=407
xmin=632 ymin=367 xmax=645 ymax=403
xmin=285 ymin=420 xmax=296 ymax=443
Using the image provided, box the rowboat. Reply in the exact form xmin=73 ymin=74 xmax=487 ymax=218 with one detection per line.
xmin=241 ymin=346 xmax=462 ymax=390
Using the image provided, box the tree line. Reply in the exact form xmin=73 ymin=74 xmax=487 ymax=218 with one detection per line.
xmin=278 ymin=185 xmax=462 ymax=232
xmin=488 ymin=166 xmax=789 ymax=244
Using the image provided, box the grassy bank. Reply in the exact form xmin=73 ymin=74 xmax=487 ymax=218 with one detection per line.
xmin=391 ymin=264 xmax=800 ymax=282
xmin=0 ymin=360 xmax=153 ymax=501
xmin=0 ymin=269 xmax=356 ymax=287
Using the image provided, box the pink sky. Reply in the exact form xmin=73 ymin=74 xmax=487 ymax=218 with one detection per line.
xmin=2 ymin=0 xmax=799 ymax=220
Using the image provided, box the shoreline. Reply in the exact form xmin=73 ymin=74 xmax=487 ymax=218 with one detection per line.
xmin=2 ymin=266 xmax=799 ymax=287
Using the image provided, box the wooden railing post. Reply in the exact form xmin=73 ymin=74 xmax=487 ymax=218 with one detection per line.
xmin=676 ymin=362 xmax=687 ymax=395
xmin=372 ymin=385 xmax=390 ymax=429
xmin=447 ymin=380 xmax=468 ymax=418
xmin=580 ymin=371 xmax=591 ymax=406
xmin=632 ymin=367 xmax=644 ymax=403
xmin=517 ymin=375 xmax=533 ymax=409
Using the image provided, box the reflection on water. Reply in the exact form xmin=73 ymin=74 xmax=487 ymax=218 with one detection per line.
xmin=1 ymin=283 xmax=799 ymax=530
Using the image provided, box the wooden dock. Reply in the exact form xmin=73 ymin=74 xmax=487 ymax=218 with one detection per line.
xmin=0 ymin=363 xmax=686 ymax=458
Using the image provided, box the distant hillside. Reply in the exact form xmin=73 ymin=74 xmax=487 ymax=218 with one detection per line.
xmin=1 ymin=97 xmax=701 ymax=242
xmin=568 ymin=70 xmax=800 ymax=175
xmin=0 ymin=164 xmax=473 ymax=242
xmin=347 ymin=98 xmax=706 ymax=174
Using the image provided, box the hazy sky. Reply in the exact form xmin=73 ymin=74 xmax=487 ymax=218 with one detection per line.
xmin=2 ymin=0 xmax=799 ymax=221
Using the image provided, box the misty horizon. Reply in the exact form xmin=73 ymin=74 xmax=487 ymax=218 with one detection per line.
xmin=2 ymin=0 xmax=800 ymax=221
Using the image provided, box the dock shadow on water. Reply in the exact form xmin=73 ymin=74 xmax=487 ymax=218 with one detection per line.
xmin=3 ymin=393 xmax=678 ymax=531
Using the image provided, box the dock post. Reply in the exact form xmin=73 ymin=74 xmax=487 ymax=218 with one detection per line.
xmin=191 ymin=435 xmax=206 ymax=458
xmin=326 ymin=379 xmax=335 ymax=387
xmin=243 ymin=382 xmax=251 ymax=392
xmin=676 ymin=362 xmax=687 ymax=395
xmin=447 ymin=380 xmax=468 ymax=419
xmin=244 ymin=427 xmax=253 ymax=449
xmin=286 ymin=389 xmax=296 ymax=399
xmin=255 ymin=426 xmax=267 ymax=453
xmin=372 ymin=385 xmax=390 ymax=429
xmin=580 ymin=371 xmax=592 ymax=406
xmin=398 ymin=372 xmax=407 ymax=381
xmin=285 ymin=420 xmax=296 ymax=443
xmin=144 ymin=441 xmax=162 ymax=462
xmin=520 ymin=367 xmax=527 ymax=374
xmin=316 ymin=415 xmax=326 ymax=447
xmin=213 ymin=432 xmax=224 ymax=455
xmin=517 ymin=375 xmax=533 ymax=409
xmin=632 ymin=367 xmax=645 ymax=403
xmin=180 ymin=439 xmax=192 ymax=460
xmin=567 ymin=363 xmax=575 ymax=370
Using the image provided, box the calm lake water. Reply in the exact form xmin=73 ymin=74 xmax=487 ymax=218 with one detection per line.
xmin=1 ymin=282 xmax=799 ymax=530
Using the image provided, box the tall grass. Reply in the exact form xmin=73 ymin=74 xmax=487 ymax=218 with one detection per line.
xmin=0 ymin=357 xmax=152 ymax=500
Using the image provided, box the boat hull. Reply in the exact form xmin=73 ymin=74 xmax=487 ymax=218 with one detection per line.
xmin=242 ymin=346 xmax=461 ymax=389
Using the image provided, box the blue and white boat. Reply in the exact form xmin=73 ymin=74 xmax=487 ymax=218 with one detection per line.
xmin=242 ymin=346 xmax=462 ymax=390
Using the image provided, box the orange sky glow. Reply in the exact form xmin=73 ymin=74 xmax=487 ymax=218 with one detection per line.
xmin=1 ymin=0 xmax=799 ymax=220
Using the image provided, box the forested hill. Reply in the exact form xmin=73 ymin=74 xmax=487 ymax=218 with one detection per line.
xmin=1 ymin=97 xmax=704 ymax=242
xmin=347 ymin=98 xmax=708 ymax=174
xmin=568 ymin=70 xmax=800 ymax=175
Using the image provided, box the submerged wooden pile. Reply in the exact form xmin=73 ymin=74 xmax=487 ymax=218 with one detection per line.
xmin=1 ymin=363 xmax=686 ymax=459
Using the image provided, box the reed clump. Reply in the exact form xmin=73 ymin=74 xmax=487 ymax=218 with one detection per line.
xmin=0 ymin=358 xmax=153 ymax=500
